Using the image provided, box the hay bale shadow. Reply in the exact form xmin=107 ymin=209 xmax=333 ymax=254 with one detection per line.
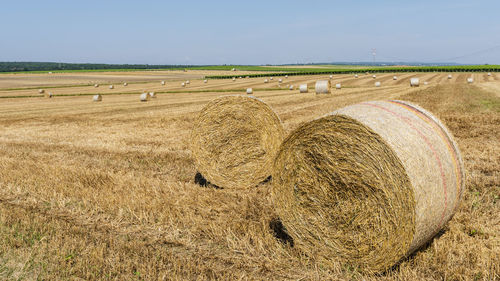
xmin=269 ymin=218 xmax=294 ymax=247
xmin=194 ymin=172 xmax=222 ymax=189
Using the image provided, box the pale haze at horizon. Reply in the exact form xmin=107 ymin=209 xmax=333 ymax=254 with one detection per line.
xmin=1 ymin=0 xmax=499 ymax=65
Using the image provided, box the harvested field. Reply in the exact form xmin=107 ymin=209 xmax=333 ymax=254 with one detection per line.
xmin=0 ymin=71 xmax=498 ymax=280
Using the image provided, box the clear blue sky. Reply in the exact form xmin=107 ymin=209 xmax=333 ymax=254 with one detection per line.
xmin=1 ymin=0 xmax=499 ymax=65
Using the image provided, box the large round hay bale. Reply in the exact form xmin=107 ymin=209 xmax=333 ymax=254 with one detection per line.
xmin=487 ymin=72 xmax=491 ymax=76
xmin=149 ymin=92 xmax=156 ymax=98
xmin=372 ymin=75 xmax=377 ymax=79
xmin=393 ymin=76 xmax=398 ymax=80
xmin=92 ymin=94 xmax=102 ymax=102
xmin=140 ymin=93 xmax=150 ymax=102
xmin=448 ymin=74 xmax=452 ymax=79
xmin=354 ymin=74 xmax=359 ymax=78
xmin=278 ymin=78 xmax=283 ymax=83
xmin=329 ymin=75 xmax=333 ymax=79
xmin=191 ymin=96 xmax=284 ymax=189
xmin=232 ymin=77 xmax=236 ymax=81
xmin=272 ymin=100 xmax=464 ymax=273
xmin=410 ymin=78 xmax=420 ymax=87
xmin=424 ymin=81 xmax=429 ymax=85
xmin=38 ymin=89 xmax=45 ymax=94
xmin=299 ymin=84 xmax=308 ymax=93
xmin=246 ymin=88 xmax=253 ymax=95
xmin=264 ymin=79 xmax=269 ymax=83
xmin=315 ymin=80 xmax=331 ymax=94
xmin=161 ymin=81 xmax=166 ymax=85
xmin=467 ymin=77 xmax=474 ymax=83
xmin=270 ymin=77 xmax=273 ymax=80
xmin=94 ymin=84 xmax=99 ymax=88
xmin=109 ymin=85 xmax=114 ymax=89
xmin=123 ymin=82 xmax=128 ymax=86
xmin=335 ymin=83 xmax=341 ymax=89
xmin=186 ymin=80 xmax=190 ymax=84
xmin=375 ymin=81 xmax=381 ymax=87
xmin=204 ymin=79 xmax=208 ymax=83
xmin=181 ymin=82 xmax=186 ymax=87
xmin=289 ymin=85 xmax=294 ymax=90
xmin=45 ymin=92 xmax=53 ymax=98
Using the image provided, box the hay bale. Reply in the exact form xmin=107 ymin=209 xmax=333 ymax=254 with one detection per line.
xmin=393 ymin=76 xmax=398 ymax=80
xmin=335 ymin=83 xmax=341 ymax=89
xmin=161 ymin=81 xmax=165 ymax=85
xmin=140 ymin=93 xmax=150 ymax=102
xmin=232 ymin=68 xmax=236 ymax=71
xmin=329 ymin=75 xmax=333 ymax=79
xmin=204 ymin=79 xmax=208 ymax=83
xmin=92 ymin=94 xmax=102 ymax=102
xmin=181 ymin=82 xmax=186 ymax=87
xmin=299 ymin=84 xmax=308 ymax=93
xmin=246 ymin=88 xmax=253 ymax=95
xmin=285 ymin=75 xmax=288 ymax=78
xmin=149 ymin=92 xmax=156 ymax=98
xmin=315 ymin=80 xmax=331 ymax=94
xmin=467 ymin=77 xmax=474 ymax=83
xmin=448 ymin=74 xmax=452 ymax=79
xmin=487 ymin=72 xmax=492 ymax=76
xmin=264 ymin=79 xmax=269 ymax=83
xmin=278 ymin=78 xmax=283 ymax=83
xmin=123 ymin=82 xmax=128 ymax=86
xmin=289 ymin=85 xmax=294 ymax=90
xmin=272 ymin=100 xmax=464 ymax=273
xmin=109 ymin=85 xmax=114 ymax=89
xmin=94 ymin=84 xmax=99 ymax=88
xmin=232 ymin=77 xmax=236 ymax=81
xmin=186 ymin=80 xmax=190 ymax=84
xmin=410 ymin=78 xmax=420 ymax=87
xmin=190 ymin=96 xmax=284 ymax=189
xmin=375 ymin=81 xmax=381 ymax=87
xmin=372 ymin=75 xmax=377 ymax=79
xmin=354 ymin=74 xmax=359 ymax=78
xmin=38 ymin=89 xmax=45 ymax=94
xmin=270 ymin=77 xmax=273 ymax=80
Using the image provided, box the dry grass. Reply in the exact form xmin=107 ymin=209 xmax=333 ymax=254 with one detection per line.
xmin=0 ymin=72 xmax=498 ymax=280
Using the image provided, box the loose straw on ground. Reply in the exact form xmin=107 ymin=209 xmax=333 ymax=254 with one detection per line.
xmin=190 ymin=95 xmax=284 ymax=189
xmin=271 ymin=100 xmax=464 ymax=273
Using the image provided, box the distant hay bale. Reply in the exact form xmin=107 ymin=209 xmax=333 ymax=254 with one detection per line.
xmin=289 ymin=85 xmax=294 ymax=90
xmin=335 ymin=83 xmax=341 ymax=89
xmin=109 ymin=85 xmax=114 ymax=89
xmin=467 ymin=77 xmax=474 ymax=83
xmin=285 ymin=75 xmax=288 ymax=78
xmin=149 ymin=92 xmax=156 ymax=98
xmin=487 ymin=72 xmax=491 ymax=76
xmin=186 ymin=80 xmax=190 ymax=84
xmin=232 ymin=77 xmax=236 ymax=81
xmin=329 ymin=75 xmax=333 ymax=79
xmin=246 ymin=88 xmax=253 ymax=95
xmin=140 ymin=93 xmax=150 ymax=102
xmin=161 ymin=81 xmax=166 ymax=85
xmin=448 ymin=75 xmax=452 ymax=79
xmin=190 ymin=95 xmax=284 ymax=189
xmin=204 ymin=79 xmax=208 ymax=83
xmin=410 ymin=78 xmax=420 ymax=87
xmin=393 ymin=76 xmax=398 ymax=80
xmin=264 ymin=79 xmax=269 ymax=83
xmin=232 ymin=68 xmax=236 ymax=71
xmin=239 ymin=76 xmax=242 ymax=79
xmin=372 ymin=75 xmax=377 ymax=79
xmin=315 ymin=80 xmax=331 ymax=94
xmin=92 ymin=94 xmax=102 ymax=102
xmin=375 ymin=81 xmax=381 ymax=87
xmin=181 ymin=82 xmax=186 ymax=87
xmin=278 ymin=78 xmax=283 ymax=83
xmin=38 ymin=89 xmax=45 ymax=94
xmin=123 ymin=82 xmax=128 ymax=86
xmin=270 ymin=77 xmax=273 ymax=80
xmin=94 ymin=84 xmax=99 ymax=88
xmin=272 ymin=100 xmax=464 ymax=273
xmin=299 ymin=84 xmax=308 ymax=93
xmin=354 ymin=74 xmax=359 ymax=78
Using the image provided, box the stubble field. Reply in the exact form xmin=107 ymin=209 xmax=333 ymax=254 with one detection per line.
xmin=0 ymin=70 xmax=498 ymax=280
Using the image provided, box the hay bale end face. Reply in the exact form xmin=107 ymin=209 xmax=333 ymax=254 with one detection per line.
xmin=246 ymin=88 xmax=253 ymax=95
xmin=299 ymin=84 xmax=308 ymax=93
xmin=410 ymin=78 xmax=420 ymax=87
xmin=329 ymin=75 xmax=333 ymax=79
xmin=270 ymin=77 xmax=273 ymax=80
xmin=181 ymin=82 xmax=186 ymax=87
xmin=272 ymin=100 xmax=464 ymax=273
xmin=140 ymin=93 xmax=150 ymax=102
xmin=92 ymin=94 xmax=102 ymax=102
xmin=315 ymin=80 xmax=331 ymax=94
xmin=289 ymin=85 xmax=294 ymax=90
xmin=190 ymin=96 xmax=284 ymax=189
xmin=278 ymin=78 xmax=283 ymax=83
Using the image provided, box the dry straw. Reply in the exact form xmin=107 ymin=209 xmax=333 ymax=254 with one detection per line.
xmin=410 ymin=78 xmax=420 ymax=87
xmin=289 ymin=85 xmax=294 ymax=90
xmin=190 ymin=95 xmax=284 ymax=189
xmin=315 ymin=80 xmax=331 ymax=94
xmin=299 ymin=84 xmax=308 ymax=93
xmin=92 ymin=94 xmax=102 ymax=102
xmin=140 ymin=93 xmax=150 ymax=102
xmin=271 ymin=100 xmax=464 ymax=273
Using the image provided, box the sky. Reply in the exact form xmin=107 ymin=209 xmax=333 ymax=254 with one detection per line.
xmin=1 ymin=0 xmax=500 ymax=65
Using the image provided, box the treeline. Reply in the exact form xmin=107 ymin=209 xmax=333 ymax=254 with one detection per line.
xmin=0 ymin=62 xmax=188 ymax=72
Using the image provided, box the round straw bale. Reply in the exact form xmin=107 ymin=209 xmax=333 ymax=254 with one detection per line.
xmin=92 ymin=94 xmax=102 ymax=102
xmin=270 ymin=77 xmax=273 ymax=80
xmin=246 ymin=88 xmax=253 ymax=95
xmin=375 ymin=81 xmax=381 ymax=87
xmin=335 ymin=83 xmax=341 ymax=89
xmin=186 ymin=80 xmax=190 ymax=84
xmin=161 ymin=81 xmax=166 ymax=85
xmin=181 ymin=82 xmax=186 ymax=87
xmin=239 ymin=76 xmax=242 ymax=79
xmin=149 ymin=92 xmax=156 ymax=98
xmin=354 ymin=74 xmax=359 ymax=78
xmin=329 ymin=75 xmax=333 ymax=79
xmin=410 ymin=78 xmax=420 ymax=87
xmin=190 ymin=96 xmax=284 ymax=189
xmin=264 ymin=79 xmax=269 ymax=83
xmin=272 ymin=100 xmax=464 ymax=273
xmin=467 ymin=77 xmax=474 ymax=83
xmin=94 ymin=84 xmax=99 ymax=88
xmin=315 ymin=80 xmax=331 ymax=94
xmin=372 ymin=75 xmax=377 ymax=79
xmin=289 ymin=85 xmax=294 ymax=90
xmin=38 ymin=89 xmax=45 ymax=94
xmin=109 ymin=85 xmax=114 ymax=89
xmin=487 ymin=72 xmax=491 ymax=76
xmin=232 ymin=77 xmax=236 ymax=81
xmin=299 ymin=84 xmax=308 ymax=93
xmin=278 ymin=78 xmax=283 ymax=83
xmin=123 ymin=82 xmax=128 ymax=86
xmin=393 ymin=76 xmax=398 ymax=80
xmin=448 ymin=74 xmax=452 ymax=79
xmin=285 ymin=75 xmax=288 ymax=78
xmin=140 ymin=93 xmax=150 ymax=102
xmin=232 ymin=68 xmax=236 ymax=71
xmin=204 ymin=79 xmax=208 ymax=83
